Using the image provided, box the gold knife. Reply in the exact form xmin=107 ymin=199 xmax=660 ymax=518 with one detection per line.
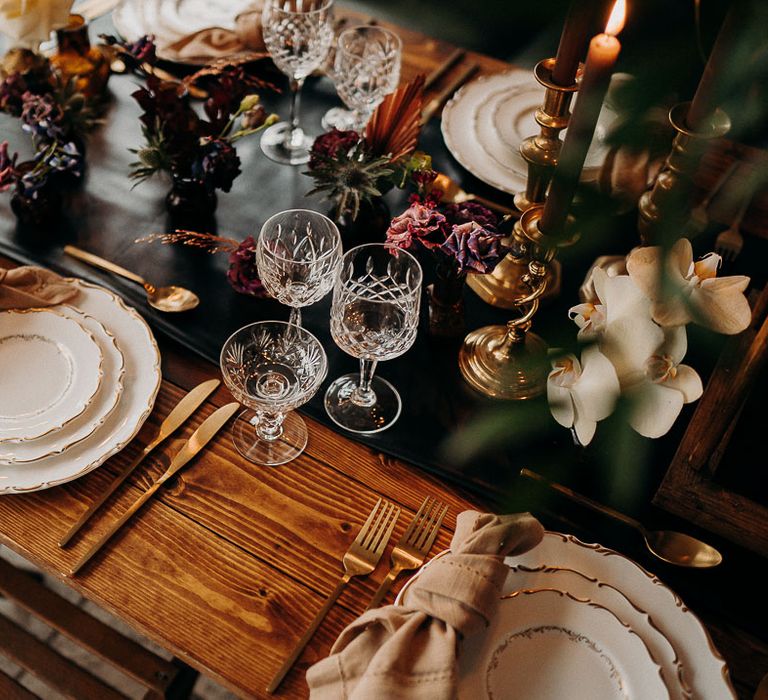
xmin=59 ymin=378 xmax=221 ymax=547
xmin=68 ymin=401 xmax=239 ymax=576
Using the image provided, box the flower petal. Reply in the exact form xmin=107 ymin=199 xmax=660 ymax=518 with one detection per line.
xmin=690 ymin=282 xmax=752 ymax=334
xmin=572 ymin=406 xmax=597 ymax=446
xmin=628 ymin=381 xmax=685 ymax=438
xmin=651 ymin=297 xmax=692 ymax=327
xmin=547 ymin=380 xmax=575 ymax=429
xmin=660 ymin=325 xmax=687 ymax=364
xmin=572 ymin=346 xmax=620 ymax=421
xmin=601 ymin=314 xmax=665 ymax=384
xmin=602 ymin=274 xmax=653 ymax=324
xmin=666 ymin=364 xmax=703 ymax=403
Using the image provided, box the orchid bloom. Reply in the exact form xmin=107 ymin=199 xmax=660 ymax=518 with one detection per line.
xmin=626 ymin=326 xmax=703 ymax=438
xmin=547 ymin=345 xmax=620 ymax=446
xmin=626 ymin=238 xmax=751 ymax=334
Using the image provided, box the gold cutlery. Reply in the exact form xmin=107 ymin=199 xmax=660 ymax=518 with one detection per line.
xmin=266 ymin=498 xmax=400 ymax=694
xmin=59 ymin=378 xmax=221 ymax=547
xmin=64 ymin=245 xmax=200 ymax=312
xmin=424 ymin=48 xmax=466 ymax=91
xmin=433 ymin=172 xmax=518 ymax=216
xmin=520 ymin=469 xmax=723 ymax=568
xmin=421 ymin=62 xmax=479 ymax=123
xmin=69 ymin=402 xmax=239 ymax=576
xmin=365 ymin=496 xmax=447 ymax=610
xmin=715 ymin=185 xmax=753 ymax=262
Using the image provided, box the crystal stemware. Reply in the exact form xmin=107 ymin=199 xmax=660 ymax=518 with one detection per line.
xmin=324 ymin=243 xmax=422 ymax=434
xmin=220 ymin=321 xmax=328 ymax=466
xmin=260 ymin=0 xmax=335 ymax=165
xmin=255 ymin=209 xmax=342 ymax=327
xmin=332 ymin=26 xmax=402 ymax=131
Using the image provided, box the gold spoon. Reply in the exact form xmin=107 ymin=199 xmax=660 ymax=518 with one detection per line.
xmin=433 ymin=172 xmax=517 ymax=217
xmin=64 ymin=245 xmax=200 ymax=312
xmin=520 ymin=468 xmax=723 ymax=568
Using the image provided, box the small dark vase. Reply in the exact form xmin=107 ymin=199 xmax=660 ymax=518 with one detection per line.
xmin=166 ymin=175 xmax=217 ymax=231
xmin=428 ymin=268 xmax=466 ymax=338
xmin=333 ymin=196 xmax=390 ymax=249
xmin=11 ymin=187 xmax=63 ymax=229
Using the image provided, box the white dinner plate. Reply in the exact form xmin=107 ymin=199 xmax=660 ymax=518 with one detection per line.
xmin=0 ymin=280 xmax=161 ymax=493
xmin=396 ymin=533 xmax=735 ymax=700
xmin=458 ymin=588 xmax=669 ymax=700
xmin=0 ymin=306 xmax=126 ymax=464
xmin=0 ymin=309 xmax=103 ymax=443
xmin=507 ymin=564 xmax=690 ymax=699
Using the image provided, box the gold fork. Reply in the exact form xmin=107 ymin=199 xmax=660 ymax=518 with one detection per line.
xmin=266 ymin=498 xmax=400 ymax=694
xmin=365 ymin=496 xmax=448 ymax=610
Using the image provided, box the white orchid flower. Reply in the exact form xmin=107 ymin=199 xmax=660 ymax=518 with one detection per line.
xmin=568 ymin=302 xmax=607 ymax=341
xmin=547 ymin=345 xmax=620 ymax=446
xmin=626 ymin=325 xmax=703 ymax=438
xmin=626 ymin=238 xmax=751 ymax=334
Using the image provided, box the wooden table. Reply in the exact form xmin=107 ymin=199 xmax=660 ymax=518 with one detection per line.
xmin=2 ymin=16 xmax=768 ymax=700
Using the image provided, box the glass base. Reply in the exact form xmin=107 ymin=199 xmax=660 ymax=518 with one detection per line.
xmin=260 ymin=122 xmax=313 ymax=166
xmin=324 ymin=374 xmax=402 ymax=434
xmin=231 ymin=409 xmax=308 ymax=466
xmin=321 ymin=107 xmax=355 ymax=131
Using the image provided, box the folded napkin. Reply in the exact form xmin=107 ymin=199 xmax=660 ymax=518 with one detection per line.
xmin=161 ymin=9 xmax=265 ymax=63
xmin=0 ymin=0 xmax=73 ymax=49
xmin=306 ymin=510 xmax=544 ymax=700
xmin=0 ymin=266 xmax=78 ymax=310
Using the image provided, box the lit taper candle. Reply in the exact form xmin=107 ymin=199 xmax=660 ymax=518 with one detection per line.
xmin=540 ymin=0 xmax=627 ymax=237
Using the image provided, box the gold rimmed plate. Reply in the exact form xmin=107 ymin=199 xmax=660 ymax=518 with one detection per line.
xmin=0 ymin=309 xmax=103 ymax=443
xmin=0 ymin=306 xmax=126 ymax=464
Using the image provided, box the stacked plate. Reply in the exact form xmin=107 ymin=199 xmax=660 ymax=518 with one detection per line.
xmin=0 ymin=279 xmax=161 ymax=494
xmin=441 ymin=70 xmax=619 ymax=196
xmin=397 ymin=532 xmax=736 ymax=699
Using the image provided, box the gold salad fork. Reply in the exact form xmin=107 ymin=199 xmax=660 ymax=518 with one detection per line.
xmin=266 ymin=498 xmax=400 ymax=694
xmin=365 ymin=496 xmax=448 ymax=610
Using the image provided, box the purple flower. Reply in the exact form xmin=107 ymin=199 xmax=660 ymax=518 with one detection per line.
xmin=192 ymin=138 xmax=241 ymax=193
xmin=20 ymin=92 xmax=66 ymax=143
xmin=127 ymin=35 xmax=157 ymax=64
xmin=441 ymin=221 xmax=506 ymax=274
xmin=227 ymin=236 xmax=267 ymax=297
xmin=386 ymin=202 xmax=448 ymax=251
xmin=309 ymin=129 xmax=362 ymax=170
xmin=443 ymin=201 xmax=498 ymax=231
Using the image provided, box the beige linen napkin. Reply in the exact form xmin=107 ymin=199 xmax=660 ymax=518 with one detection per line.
xmin=0 ymin=266 xmax=78 ymax=310
xmin=306 ymin=510 xmax=544 ymax=700
xmin=161 ymin=9 xmax=265 ymax=63
xmin=0 ymin=0 xmax=73 ymax=49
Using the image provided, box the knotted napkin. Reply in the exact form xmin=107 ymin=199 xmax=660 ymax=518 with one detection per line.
xmin=0 ymin=266 xmax=78 ymax=310
xmin=306 ymin=510 xmax=544 ymax=700
xmin=161 ymin=9 xmax=265 ymax=63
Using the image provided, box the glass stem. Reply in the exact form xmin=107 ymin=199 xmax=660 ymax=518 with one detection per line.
xmin=255 ymin=411 xmax=285 ymax=442
xmin=352 ymin=358 xmax=378 ymax=407
xmin=289 ymin=307 xmax=302 ymax=327
xmin=285 ymin=78 xmax=305 ymax=150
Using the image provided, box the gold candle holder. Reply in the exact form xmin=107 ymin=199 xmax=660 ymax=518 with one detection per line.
xmin=638 ymin=101 xmax=731 ymax=244
xmin=467 ymin=58 xmax=578 ymax=309
xmin=460 ymin=205 xmax=570 ymax=400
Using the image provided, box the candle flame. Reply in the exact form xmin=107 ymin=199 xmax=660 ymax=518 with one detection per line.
xmin=605 ymin=0 xmax=626 ymax=36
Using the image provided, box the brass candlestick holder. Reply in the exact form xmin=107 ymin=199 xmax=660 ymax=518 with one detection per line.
xmin=460 ymin=205 xmax=571 ymax=400
xmin=638 ymin=101 xmax=731 ymax=244
xmin=468 ymin=58 xmax=579 ymax=309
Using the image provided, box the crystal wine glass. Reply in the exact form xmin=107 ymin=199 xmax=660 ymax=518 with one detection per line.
xmin=260 ymin=0 xmax=335 ymax=165
xmin=255 ymin=209 xmax=342 ymax=327
xmin=220 ymin=321 xmax=328 ymax=465
xmin=332 ymin=26 xmax=402 ymax=131
xmin=324 ymin=243 xmax=422 ymax=434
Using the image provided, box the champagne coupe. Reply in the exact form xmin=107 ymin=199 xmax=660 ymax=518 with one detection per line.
xmin=221 ymin=321 xmax=328 ymax=466
xmin=332 ymin=26 xmax=402 ymax=131
xmin=260 ymin=0 xmax=335 ymax=165
xmin=325 ymin=243 xmax=422 ymax=434
xmin=255 ymin=209 xmax=342 ymax=327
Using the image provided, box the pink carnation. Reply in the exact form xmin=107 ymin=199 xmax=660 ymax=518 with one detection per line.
xmin=385 ymin=202 xmax=447 ymax=251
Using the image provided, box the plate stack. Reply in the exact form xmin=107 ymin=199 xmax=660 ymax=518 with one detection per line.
xmin=398 ymin=532 xmax=736 ymax=699
xmin=441 ymin=70 xmax=618 ymax=195
xmin=0 ymin=279 xmax=161 ymax=494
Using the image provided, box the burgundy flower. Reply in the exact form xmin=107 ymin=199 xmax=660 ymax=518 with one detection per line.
xmin=20 ymin=92 xmax=65 ymax=142
xmin=441 ymin=221 xmax=505 ymax=274
xmin=0 ymin=74 xmax=28 ymax=117
xmin=227 ymin=236 xmax=267 ymax=297
xmin=309 ymin=129 xmax=361 ymax=170
xmin=444 ymin=201 xmax=498 ymax=231
xmin=386 ymin=202 xmax=448 ymax=251
xmin=0 ymin=141 xmax=19 ymax=192
xmin=193 ymin=138 xmax=241 ymax=193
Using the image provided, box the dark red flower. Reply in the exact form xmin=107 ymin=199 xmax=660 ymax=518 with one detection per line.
xmin=386 ymin=202 xmax=448 ymax=251
xmin=444 ymin=201 xmax=498 ymax=231
xmin=227 ymin=235 xmax=267 ymax=297
xmin=0 ymin=141 xmax=19 ymax=192
xmin=441 ymin=221 xmax=505 ymax=274
xmin=309 ymin=129 xmax=361 ymax=170
xmin=0 ymin=73 xmax=28 ymax=117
